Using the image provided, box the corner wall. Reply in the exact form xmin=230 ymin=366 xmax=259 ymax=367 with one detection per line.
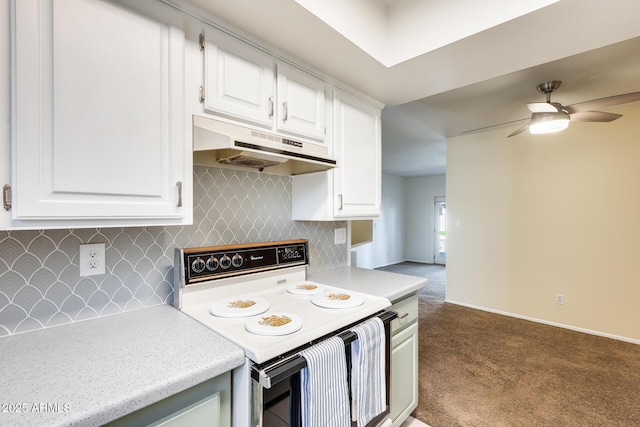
xmin=446 ymin=102 xmax=640 ymax=342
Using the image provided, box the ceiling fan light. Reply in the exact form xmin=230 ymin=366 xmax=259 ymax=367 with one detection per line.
xmin=529 ymin=112 xmax=570 ymax=134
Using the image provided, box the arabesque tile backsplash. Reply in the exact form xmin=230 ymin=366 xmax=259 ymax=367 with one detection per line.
xmin=0 ymin=166 xmax=347 ymax=336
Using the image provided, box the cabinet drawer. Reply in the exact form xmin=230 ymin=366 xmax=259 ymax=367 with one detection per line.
xmin=391 ymin=294 xmax=418 ymax=334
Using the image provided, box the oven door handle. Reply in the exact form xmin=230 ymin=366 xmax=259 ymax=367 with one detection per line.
xmin=251 ymin=329 xmax=358 ymax=388
xmin=251 ymin=309 xmax=398 ymax=389
xmin=252 ymin=355 xmax=307 ymax=389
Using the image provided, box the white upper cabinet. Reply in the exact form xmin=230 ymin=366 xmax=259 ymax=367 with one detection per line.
xmin=202 ymin=27 xmax=326 ymax=142
xmin=10 ymin=0 xmax=191 ymax=228
xmin=203 ymin=25 xmax=275 ymax=127
xmin=292 ymin=89 xmax=382 ymax=220
xmin=276 ymin=63 xmax=326 ymax=140
xmin=332 ymin=89 xmax=381 ymax=218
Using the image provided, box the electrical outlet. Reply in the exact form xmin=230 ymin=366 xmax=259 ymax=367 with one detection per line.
xmin=334 ymin=227 xmax=347 ymax=245
xmin=79 ymin=243 xmax=105 ymax=276
xmin=556 ymin=293 xmax=564 ymax=305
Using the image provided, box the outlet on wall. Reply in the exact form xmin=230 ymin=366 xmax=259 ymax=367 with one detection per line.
xmin=556 ymin=293 xmax=564 ymax=305
xmin=79 ymin=243 xmax=106 ymax=277
xmin=334 ymin=227 xmax=347 ymax=245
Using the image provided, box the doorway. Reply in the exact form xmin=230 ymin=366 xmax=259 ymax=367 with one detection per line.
xmin=434 ymin=196 xmax=446 ymax=265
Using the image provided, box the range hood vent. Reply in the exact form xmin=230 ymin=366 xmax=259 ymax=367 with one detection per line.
xmin=193 ymin=116 xmax=336 ymax=175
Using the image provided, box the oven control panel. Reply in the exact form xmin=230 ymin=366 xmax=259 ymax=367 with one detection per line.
xmin=183 ymin=240 xmax=309 ymax=283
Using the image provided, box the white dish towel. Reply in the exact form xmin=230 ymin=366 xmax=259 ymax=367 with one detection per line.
xmin=351 ymin=317 xmax=386 ymax=427
xmin=300 ymin=336 xmax=351 ymax=427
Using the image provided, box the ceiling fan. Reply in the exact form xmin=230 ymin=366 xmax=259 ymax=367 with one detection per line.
xmin=498 ymin=80 xmax=640 ymax=137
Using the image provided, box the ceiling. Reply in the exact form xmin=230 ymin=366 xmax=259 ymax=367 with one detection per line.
xmin=185 ymin=0 xmax=640 ymax=177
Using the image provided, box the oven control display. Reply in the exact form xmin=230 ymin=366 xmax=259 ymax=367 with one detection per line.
xmin=277 ymin=244 xmax=306 ymax=264
xmin=184 ymin=241 xmax=308 ymax=283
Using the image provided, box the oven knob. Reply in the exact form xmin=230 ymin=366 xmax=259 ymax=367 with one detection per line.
xmin=232 ymin=253 xmax=243 ymax=267
xmin=191 ymin=257 xmax=205 ymax=273
xmin=220 ymin=255 xmax=232 ymax=269
xmin=206 ymin=256 xmax=219 ymax=271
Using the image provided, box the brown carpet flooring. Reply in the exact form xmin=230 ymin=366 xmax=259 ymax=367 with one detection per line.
xmin=377 ymin=262 xmax=640 ymax=427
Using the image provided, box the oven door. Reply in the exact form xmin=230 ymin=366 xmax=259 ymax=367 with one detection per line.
xmin=250 ymin=310 xmax=396 ymax=427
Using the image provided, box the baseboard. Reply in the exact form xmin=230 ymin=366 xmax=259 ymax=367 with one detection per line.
xmin=406 ymin=259 xmax=447 ymax=267
xmin=374 ymin=259 xmax=444 ymax=269
xmin=404 ymin=258 xmax=433 ymax=264
xmin=445 ymin=299 xmax=640 ymax=345
xmin=372 ymin=259 xmax=409 ymax=269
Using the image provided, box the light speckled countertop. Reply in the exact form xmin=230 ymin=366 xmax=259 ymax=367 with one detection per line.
xmin=0 ymin=304 xmax=244 ymax=427
xmin=309 ymin=266 xmax=427 ymax=302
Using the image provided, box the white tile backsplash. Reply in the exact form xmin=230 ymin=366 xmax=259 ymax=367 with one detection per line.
xmin=0 ymin=166 xmax=347 ymax=336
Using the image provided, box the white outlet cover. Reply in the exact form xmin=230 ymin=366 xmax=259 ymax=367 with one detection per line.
xmin=79 ymin=243 xmax=105 ymax=276
xmin=334 ymin=228 xmax=347 ymax=245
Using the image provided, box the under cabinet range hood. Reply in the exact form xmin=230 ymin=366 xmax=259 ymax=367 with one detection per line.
xmin=192 ymin=116 xmax=336 ymax=175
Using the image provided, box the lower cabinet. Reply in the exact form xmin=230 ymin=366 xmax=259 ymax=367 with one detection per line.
xmin=104 ymin=372 xmax=231 ymax=427
xmin=390 ymin=294 xmax=419 ymax=427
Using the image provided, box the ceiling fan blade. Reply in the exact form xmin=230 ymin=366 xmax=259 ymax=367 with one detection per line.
xmin=527 ymin=102 xmax=558 ymax=113
xmin=461 ymin=117 xmax=529 ymax=135
xmin=565 ymin=91 xmax=640 ymax=114
xmin=507 ymin=123 xmax=530 ymax=138
xmin=569 ymin=111 xmax=622 ymax=122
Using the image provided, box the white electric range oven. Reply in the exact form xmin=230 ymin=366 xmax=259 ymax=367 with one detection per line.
xmin=173 ymin=240 xmax=395 ymax=427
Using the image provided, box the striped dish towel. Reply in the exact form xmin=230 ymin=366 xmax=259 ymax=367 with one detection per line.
xmin=300 ymin=336 xmax=351 ymax=427
xmin=351 ymin=317 xmax=386 ymax=427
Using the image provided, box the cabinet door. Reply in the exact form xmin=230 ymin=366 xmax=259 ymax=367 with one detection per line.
xmin=0 ymin=0 xmax=10 ymax=228
xmin=13 ymin=0 xmax=187 ymax=223
xmin=276 ymin=63 xmax=326 ymax=140
xmin=104 ymin=372 xmax=231 ymax=427
xmin=204 ymin=26 xmax=275 ymax=127
xmin=150 ymin=393 xmax=221 ymax=427
xmin=390 ymin=322 xmax=419 ymax=427
xmin=333 ymin=90 xmax=381 ymax=218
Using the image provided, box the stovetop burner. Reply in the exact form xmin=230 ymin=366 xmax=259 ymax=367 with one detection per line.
xmin=209 ymin=296 xmax=270 ymax=318
xmin=245 ymin=312 xmax=303 ymax=336
xmin=286 ymin=281 xmax=325 ymax=295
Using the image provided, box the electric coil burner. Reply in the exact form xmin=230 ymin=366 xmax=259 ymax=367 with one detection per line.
xmin=174 ymin=239 xmax=395 ymax=427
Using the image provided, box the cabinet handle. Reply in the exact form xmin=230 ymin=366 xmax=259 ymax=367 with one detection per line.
xmin=176 ymin=181 xmax=183 ymax=208
xmin=398 ymin=312 xmax=409 ymax=319
xmin=268 ymin=97 xmax=274 ymax=118
xmin=199 ymin=33 xmax=205 ymax=52
xmin=282 ymin=101 xmax=288 ymax=122
xmin=199 ymin=85 xmax=205 ymax=104
xmin=2 ymin=184 xmax=11 ymax=211
xmin=338 ymin=194 xmax=343 ymax=211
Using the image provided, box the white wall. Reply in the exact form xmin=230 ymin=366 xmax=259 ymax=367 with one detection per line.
xmin=352 ymin=174 xmax=406 ymax=268
xmin=405 ymin=175 xmax=446 ymax=263
xmin=446 ymin=102 xmax=640 ymax=343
